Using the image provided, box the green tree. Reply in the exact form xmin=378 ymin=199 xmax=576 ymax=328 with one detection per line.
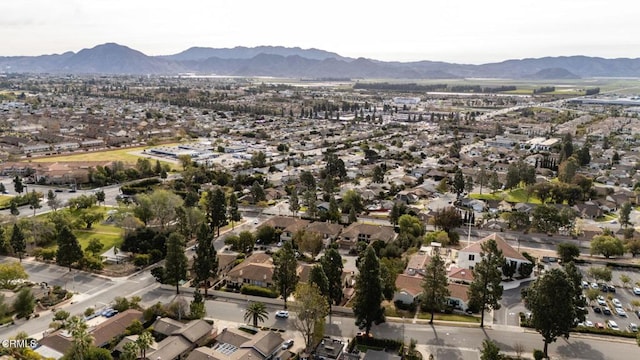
xmin=558 ymin=157 xmax=579 ymax=183
xmin=320 ymin=248 xmax=344 ymax=310
xmin=477 ymin=168 xmax=488 ymax=195
xmin=244 ymin=301 xmax=268 ymax=327
xmin=251 ymin=181 xmax=266 ymax=203
xmin=587 ymin=266 xmax=612 ymax=282
xmin=353 ymin=246 xmax=385 ymax=335
xmin=480 ymin=339 xmax=502 ymax=360
xmin=489 ymin=171 xmax=502 ymax=193
xmin=556 ymin=242 xmax=580 ymax=264
xmin=120 ymin=342 xmax=138 ymax=360
xmin=273 ymin=241 xmax=299 ymax=309
xmin=297 ymin=230 xmax=323 ymax=258
xmin=522 ymin=268 xmax=577 ymax=358
xmin=468 ymin=239 xmax=505 ymax=327
xmin=531 ymin=204 xmax=561 ymax=234
xmin=432 ymin=206 xmax=463 ymax=241
xmin=291 ymin=283 xmax=329 ymax=351
xmin=327 ymin=195 xmax=341 ymax=223
xmin=421 ymin=252 xmax=450 ymax=324
xmin=289 ymin=188 xmax=300 ymax=217
xmin=9 ymin=199 xmax=19 ymax=216
xmin=164 ymin=232 xmax=188 ymax=294
xmin=192 ymin=223 xmax=218 ymax=297
xmin=86 ymin=238 xmax=104 ymax=257
xmin=251 ymin=151 xmax=267 ymax=168
xmin=372 ymin=165 xmax=385 ymax=183
xmin=10 ymin=223 xmax=26 ymax=262
xmin=452 ymin=168 xmax=466 ymax=198
xmin=27 ymin=190 xmax=41 ymax=216
xmin=95 ymin=190 xmax=106 ymax=205
xmin=13 ymin=287 xmax=35 ymax=318
xmin=13 ymin=176 xmax=24 ymax=194
xmin=0 ymin=262 xmax=28 ymax=289
xmin=189 ymin=289 xmax=206 ymax=319
xmin=136 ymin=331 xmax=154 ymax=360
xmin=619 ymin=202 xmax=633 ymax=228
xmin=308 ymin=265 xmax=329 ymax=299
xmin=341 ymin=189 xmax=364 ymax=214
xmin=66 ymin=316 xmax=93 ymax=360
xmin=227 ymin=192 xmax=241 ymax=229
xmin=47 ymin=189 xmax=61 ymax=211
xmin=590 ymin=234 xmax=624 ymax=258
xmin=56 ymin=226 xmax=83 ymax=271
xmin=206 ymin=188 xmax=227 ymax=237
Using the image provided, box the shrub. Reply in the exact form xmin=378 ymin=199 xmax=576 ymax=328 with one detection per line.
xmin=533 ymin=349 xmax=545 ymax=360
xmin=240 ymin=285 xmax=278 ymax=298
xmin=133 ymin=254 xmax=151 ymax=267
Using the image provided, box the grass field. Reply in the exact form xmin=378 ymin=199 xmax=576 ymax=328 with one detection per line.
xmin=74 ymin=223 xmax=124 ymax=251
xmin=26 ymin=143 xmax=180 ymax=170
xmin=469 ymin=188 xmax=542 ymax=204
xmin=0 ymin=195 xmax=12 ymax=207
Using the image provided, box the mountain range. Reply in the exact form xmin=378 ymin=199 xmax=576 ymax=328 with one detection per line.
xmin=2 ymin=43 xmax=640 ymax=79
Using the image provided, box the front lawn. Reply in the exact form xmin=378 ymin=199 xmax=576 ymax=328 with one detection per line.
xmin=416 ymin=312 xmax=480 ymax=323
xmin=42 ymin=223 xmax=123 ymax=252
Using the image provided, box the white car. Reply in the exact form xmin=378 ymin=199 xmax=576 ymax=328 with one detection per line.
xmin=629 ymin=323 xmax=638 ymax=332
xmin=275 ymin=310 xmax=289 ymax=319
xmin=584 ymin=320 xmax=594 ymax=327
xmin=590 ymin=282 xmax=599 ymax=289
xmin=633 ymin=287 xmax=640 ymax=295
xmin=612 ymin=298 xmax=622 ymax=308
xmin=607 ymin=320 xmax=619 ymax=330
xmin=282 ymin=339 xmax=294 ymax=350
xmin=597 ymin=298 xmax=607 ymax=306
xmin=615 ymin=308 xmax=627 ymax=317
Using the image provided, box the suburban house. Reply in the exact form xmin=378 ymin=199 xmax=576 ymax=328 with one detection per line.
xmin=38 ymin=309 xmax=143 ymax=357
xmin=260 ymin=216 xmax=310 ymax=241
xmin=226 ymin=253 xmax=274 ymax=289
xmin=393 ymin=274 xmax=471 ymax=312
xmin=187 ymin=327 xmax=285 ymax=360
xmin=338 ymin=223 xmax=396 ymax=250
xmin=305 ymin=221 xmax=343 ymax=246
xmin=457 ymin=233 xmax=532 ymax=275
xmin=142 ymin=318 xmax=215 ymax=360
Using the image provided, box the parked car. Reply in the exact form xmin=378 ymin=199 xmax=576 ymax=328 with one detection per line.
xmin=615 ymin=308 xmax=627 ymax=317
xmin=607 ymin=284 xmax=616 ymax=293
xmin=602 ymin=307 xmax=612 ymax=315
xmin=629 ymin=323 xmax=638 ymax=332
xmin=590 ymin=282 xmax=599 ymax=289
xmin=612 ymin=298 xmax=622 ymax=308
xmin=282 ymin=339 xmax=294 ymax=350
xmin=592 ymin=306 xmax=602 ymax=314
xmin=607 ymin=320 xmax=620 ymax=330
xmin=581 ymin=280 xmax=589 ymax=288
xmin=595 ymin=322 xmax=605 ymax=329
xmin=633 ymin=287 xmax=640 ymax=295
xmin=597 ymin=297 xmax=607 ymax=306
xmin=275 ymin=310 xmax=289 ymax=319
xmin=584 ymin=320 xmax=594 ymax=327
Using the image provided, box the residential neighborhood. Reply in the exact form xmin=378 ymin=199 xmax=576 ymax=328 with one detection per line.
xmin=1 ymin=73 xmax=640 ymax=360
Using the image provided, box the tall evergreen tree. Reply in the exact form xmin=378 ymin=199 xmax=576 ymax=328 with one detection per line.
xmin=207 ymin=188 xmax=227 ymax=237
xmin=467 ymin=238 xmax=505 ymax=327
xmin=421 ymin=252 xmax=450 ymax=324
xmin=522 ymin=268 xmax=578 ymax=358
xmin=56 ymin=226 xmax=83 ymax=271
xmin=273 ymin=241 xmax=299 ymax=309
xmin=13 ymin=176 xmax=23 ymax=194
xmin=10 ymin=224 xmax=26 ymax=262
xmin=452 ymin=168 xmax=465 ymax=198
xmin=192 ymin=223 xmax=218 ymax=297
xmin=227 ymin=193 xmax=241 ymax=229
xmin=165 ymin=232 xmax=188 ymax=294
xmin=352 ymin=246 xmax=385 ymax=335
xmin=289 ymin=188 xmax=300 ymax=217
xmin=320 ymin=247 xmax=344 ymax=312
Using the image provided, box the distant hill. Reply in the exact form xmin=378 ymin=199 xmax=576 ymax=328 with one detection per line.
xmin=162 ymin=45 xmax=347 ymax=62
xmin=2 ymin=43 xmax=640 ymax=79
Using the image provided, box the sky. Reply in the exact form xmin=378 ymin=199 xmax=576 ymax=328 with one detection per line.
xmin=1 ymin=0 xmax=639 ymax=64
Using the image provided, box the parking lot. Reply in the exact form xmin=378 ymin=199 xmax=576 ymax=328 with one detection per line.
xmin=579 ymin=265 xmax=640 ymax=333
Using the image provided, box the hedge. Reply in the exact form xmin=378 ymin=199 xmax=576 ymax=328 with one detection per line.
xmin=240 ymin=284 xmax=278 ymax=298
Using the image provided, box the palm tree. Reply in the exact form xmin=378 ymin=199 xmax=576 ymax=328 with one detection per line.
xmin=244 ymin=301 xmax=268 ymax=327
xmin=68 ymin=316 xmax=93 ymax=360
xmin=136 ymin=331 xmax=154 ymax=359
xmin=120 ymin=341 xmax=138 ymax=360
